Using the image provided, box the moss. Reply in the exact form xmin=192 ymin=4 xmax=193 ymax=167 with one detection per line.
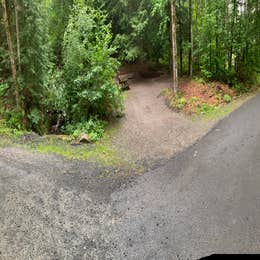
xmin=28 ymin=135 xmax=128 ymax=167
xmin=0 ymin=124 xmax=128 ymax=169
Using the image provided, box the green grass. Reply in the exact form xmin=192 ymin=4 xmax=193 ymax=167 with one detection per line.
xmin=0 ymin=121 xmax=130 ymax=168
xmin=28 ymin=132 xmax=130 ymax=167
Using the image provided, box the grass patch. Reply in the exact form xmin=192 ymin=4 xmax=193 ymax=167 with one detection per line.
xmin=27 ymin=132 xmax=130 ymax=167
xmin=0 ymin=121 xmax=130 ymax=168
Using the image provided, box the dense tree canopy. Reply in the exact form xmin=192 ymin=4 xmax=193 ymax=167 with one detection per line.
xmin=0 ymin=0 xmax=259 ymax=136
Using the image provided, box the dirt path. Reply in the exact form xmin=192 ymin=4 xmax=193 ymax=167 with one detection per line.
xmin=110 ymin=76 xmax=214 ymax=162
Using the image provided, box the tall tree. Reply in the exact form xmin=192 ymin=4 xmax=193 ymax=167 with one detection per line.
xmin=14 ymin=0 xmax=21 ymax=72
xmin=48 ymin=0 xmax=74 ymax=65
xmin=170 ymin=0 xmax=178 ymax=92
xmin=1 ymin=0 xmax=19 ymax=107
xmin=188 ymin=0 xmax=193 ymax=77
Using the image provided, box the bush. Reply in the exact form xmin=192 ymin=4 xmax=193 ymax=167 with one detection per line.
xmin=233 ymin=83 xmax=250 ymax=94
xmin=164 ymin=91 xmax=187 ymax=112
xmin=178 ymin=97 xmax=187 ymax=109
xmin=0 ymin=119 xmax=25 ymax=138
xmin=62 ymin=4 xmax=124 ymax=123
xmin=63 ymin=117 xmax=106 ymax=142
xmin=223 ymin=94 xmax=232 ymax=103
xmin=196 ymin=103 xmax=216 ymax=114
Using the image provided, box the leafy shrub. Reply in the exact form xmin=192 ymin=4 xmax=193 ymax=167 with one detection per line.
xmin=0 ymin=108 xmax=25 ymax=130
xmin=178 ymin=97 xmax=187 ymax=109
xmin=200 ymin=68 xmax=213 ymax=80
xmin=45 ymin=68 xmax=67 ymax=114
xmin=63 ymin=117 xmax=106 ymax=142
xmin=62 ymin=4 xmax=124 ymax=123
xmin=0 ymin=119 xmax=25 ymax=138
xmin=194 ymin=77 xmax=206 ymax=85
xmin=223 ymin=94 xmax=232 ymax=103
xmin=233 ymin=83 xmax=249 ymax=94
xmin=164 ymin=91 xmax=187 ymax=112
xmin=196 ymin=103 xmax=216 ymax=114
xmin=27 ymin=108 xmax=49 ymax=135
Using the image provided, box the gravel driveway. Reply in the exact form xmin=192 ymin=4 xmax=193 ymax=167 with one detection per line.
xmin=110 ymin=77 xmax=214 ymax=162
xmin=0 ymin=86 xmax=259 ymax=259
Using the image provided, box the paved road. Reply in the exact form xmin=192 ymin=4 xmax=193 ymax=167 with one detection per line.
xmin=0 ymin=94 xmax=260 ymax=259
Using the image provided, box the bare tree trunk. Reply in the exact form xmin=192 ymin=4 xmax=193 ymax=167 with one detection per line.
xmin=1 ymin=0 xmax=19 ymax=107
xmin=188 ymin=0 xmax=193 ymax=77
xmin=170 ymin=0 xmax=178 ymax=93
xmin=15 ymin=0 xmax=21 ymax=72
xmin=179 ymin=0 xmax=183 ymax=76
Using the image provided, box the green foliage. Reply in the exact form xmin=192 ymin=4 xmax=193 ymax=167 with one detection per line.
xmin=200 ymin=68 xmax=213 ymax=80
xmin=102 ymin=0 xmax=170 ymax=64
xmin=1 ymin=109 xmax=25 ymax=130
xmin=223 ymin=94 xmax=232 ymax=103
xmin=63 ymin=117 xmax=106 ymax=142
xmin=197 ymin=103 xmax=216 ymax=114
xmin=194 ymin=77 xmax=206 ymax=85
xmin=0 ymin=0 xmax=259 ymax=138
xmin=0 ymin=119 xmax=25 ymax=138
xmin=0 ymin=0 xmax=49 ymax=132
xmin=233 ymin=83 xmax=250 ymax=94
xmin=164 ymin=91 xmax=187 ymax=112
xmin=62 ymin=4 xmax=124 ymax=123
xmin=178 ymin=97 xmax=187 ymax=109
xmin=47 ymin=0 xmax=74 ymax=64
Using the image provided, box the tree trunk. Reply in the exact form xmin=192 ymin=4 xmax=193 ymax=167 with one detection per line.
xmin=188 ymin=0 xmax=193 ymax=77
xmin=170 ymin=0 xmax=178 ymax=93
xmin=179 ymin=0 xmax=183 ymax=76
xmin=15 ymin=0 xmax=21 ymax=72
xmin=1 ymin=0 xmax=19 ymax=107
xmin=180 ymin=43 xmax=183 ymax=77
xmin=229 ymin=0 xmax=237 ymax=70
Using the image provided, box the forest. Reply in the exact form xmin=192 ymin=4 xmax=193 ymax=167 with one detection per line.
xmin=0 ymin=0 xmax=259 ymax=140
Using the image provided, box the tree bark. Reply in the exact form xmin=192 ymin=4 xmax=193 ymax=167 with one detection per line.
xmin=1 ymin=0 xmax=19 ymax=107
xmin=15 ymin=0 xmax=21 ymax=72
xmin=229 ymin=0 xmax=237 ymax=70
xmin=179 ymin=0 xmax=183 ymax=76
xmin=188 ymin=0 xmax=193 ymax=77
xmin=170 ymin=0 xmax=178 ymax=93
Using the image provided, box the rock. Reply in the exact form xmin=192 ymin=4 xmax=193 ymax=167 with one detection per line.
xmin=79 ymin=133 xmax=91 ymax=143
xmin=22 ymin=132 xmax=40 ymax=142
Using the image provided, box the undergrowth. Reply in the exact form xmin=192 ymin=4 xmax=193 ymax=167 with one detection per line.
xmin=162 ymin=80 xmax=236 ymax=116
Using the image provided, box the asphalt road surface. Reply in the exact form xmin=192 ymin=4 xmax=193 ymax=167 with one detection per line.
xmin=0 ymin=94 xmax=260 ymax=259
